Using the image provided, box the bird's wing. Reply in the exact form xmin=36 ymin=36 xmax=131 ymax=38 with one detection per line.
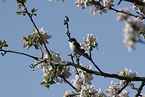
xmin=74 ymin=41 xmax=86 ymax=54
xmin=74 ymin=40 xmax=91 ymax=60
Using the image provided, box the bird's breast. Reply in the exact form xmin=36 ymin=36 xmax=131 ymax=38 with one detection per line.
xmin=69 ymin=42 xmax=82 ymax=55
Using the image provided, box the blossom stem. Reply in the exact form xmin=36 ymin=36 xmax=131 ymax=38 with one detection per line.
xmin=75 ymin=56 xmax=80 ymax=75
xmin=64 ymin=16 xmax=71 ymax=39
xmin=90 ymin=58 xmax=104 ymax=74
xmin=37 ymin=43 xmax=44 ymax=58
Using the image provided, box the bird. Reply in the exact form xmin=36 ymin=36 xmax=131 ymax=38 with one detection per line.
xmin=68 ymin=38 xmax=91 ymax=60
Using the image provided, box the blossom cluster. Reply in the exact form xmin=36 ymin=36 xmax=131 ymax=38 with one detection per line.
xmin=116 ymin=9 xmax=145 ymax=51
xmin=117 ymin=68 xmax=140 ymax=95
xmin=22 ymin=27 xmax=51 ymax=50
xmin=63 ymin=65 xmax=106 ymax=97
xmin=105 ymin=68 xmax=139 ymax=96
xmin=63 ymin=67 xmax=144 ymax=97
xmin=117 ymin=68 xmax=138 ymax=78
xmin=105 ymin=80 xmax=130 ymax=97
xmin=130 ymin=3 xmax=145 ymax=17
xmin=63 ymin=86 xmax=105 ymax=97
xmin=80 ymin=33 xmax=98 ymax=52
xmin=117 ymin=68 xmax=138 ymax=87
xmin=102 ymin=0 xmax=115 ymax=10
xmin=0 ymin=40 xmax=8 ymax=50
xmin=75 ymin=0 xmax=114 ymax=15
xmin=36 ymin=50 xmax=71 ymax=88
xmin=48 ymin=0 xmax=115 ymax=15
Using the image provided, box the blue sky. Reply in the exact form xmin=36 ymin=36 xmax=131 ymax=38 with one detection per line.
xmin=0 ymin=0 xmax=145 ymax=97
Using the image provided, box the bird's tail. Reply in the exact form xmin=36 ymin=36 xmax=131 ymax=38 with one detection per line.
xmin=83 ymin=53 xmax=91 ymax=60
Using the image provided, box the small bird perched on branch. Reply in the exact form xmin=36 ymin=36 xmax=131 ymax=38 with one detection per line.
xmin=68 ymin=38 xmax=91 ymax=60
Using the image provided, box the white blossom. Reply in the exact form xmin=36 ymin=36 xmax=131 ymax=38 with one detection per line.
xmin=81 ymin=33 xmax=98 ymax=51
xmin=118 ymin=90 xmax=130 ymax=97
xmin=130 ymin=4 xmax=145 ymax=16
xmin=102 ymin=0 xmax=115 ymax=10
xmin=116 ymin=9 xmax=145 ymax=51
xmin=117 ymin=68 xmax=138 ymax=77
xmin=33 ymin=27 xmax=52 ymax=44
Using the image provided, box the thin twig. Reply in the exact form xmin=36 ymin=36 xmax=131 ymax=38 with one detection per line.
xmin=21 ymin=3 xmax=55 ymax=71
xmin=90 ymin=58 xmax=104 ymax=74
xmin=22 ymin=3 xmax=52 ymax=60
xmin=59 ymin=74 xmax=79 ymax=92
xmin=71 ymin=55 xmax=79 ymax=75
xmin=64 ymin=16 xmax=71 ymax=39
xmin=117 ymin=81 xmax=130 ymax=94
xmin=135 ymin=81 xmax=145 ymax=97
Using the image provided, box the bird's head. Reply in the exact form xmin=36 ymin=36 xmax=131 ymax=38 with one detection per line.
xmin=68 ymin=38 xmax=77 ymax=43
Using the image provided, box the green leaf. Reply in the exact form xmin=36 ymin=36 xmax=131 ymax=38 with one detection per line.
xmin=2 ymin=40 xmax=6 ymax=44
xmin=24 ymin=0 xmax=27 ymax=3
xmin=2 ymin=0 xmax=5 ymax=3
xmin=48 ymin=81 xmax=56 ymax=85
xmin=22 ymin=13 xmax=26 ymax=16
xmin=123 ymin=71 xmax=126 ymax=76
xmin=4 ymin=44 xmax=8 ymax=47
xmin=92 ymin=38 xmax=96 ymax=42
xmin=16 ymin=11 xmax=22 ymax=15
xmin=17 ymin=0 xmax=27 ymax=4
xmin=65 ymin=16 xmax=69 ymax=22
xmin=46 ymin=85 xmax=50 ymax=89
xmin=116 ymin=83 xmax=120 ymax=86
xmin=68 ymin=53 xmax=72 ymax=56
xmin=1 ymin=53 xmax=4 ymax=56
xmin=44 ymin=84 xmax=50 ymax=89
xmin=31 ymin=8 xmax=35 ymax=13
xmin=40 ymin=81 xmax=45 ymax=85
xmin=16 ymin=0 xmax=21 ymax=3
xmin=44 ymin=76 xmax=50 ymax=81
xmin=18 ymin=4 xmax=22 ymax=10
xmin=34 ymin=45 xmax=39 ymax=50
xmin=33 ymin=13 xmax=37 ymax=16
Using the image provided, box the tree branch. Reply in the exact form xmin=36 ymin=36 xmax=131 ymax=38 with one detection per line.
xmin=110 ymin=7 xmax=145 ymax=19
xmin=0 ymin=49 xmax=38 ymax=60
xmin=91 ymin=0 xmax=145 ymax=19
xmin=48 ymin=60 xmax=145 ymax=81
xmin=123 ymin=0 xmax=145 ymax=6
